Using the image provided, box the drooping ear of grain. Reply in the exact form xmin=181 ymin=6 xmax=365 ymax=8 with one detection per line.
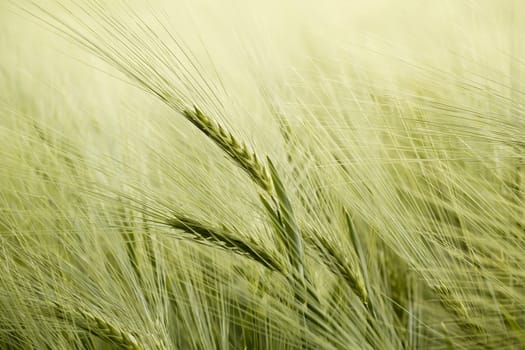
xmin=2 ymin=1 xmax=525 ymax=349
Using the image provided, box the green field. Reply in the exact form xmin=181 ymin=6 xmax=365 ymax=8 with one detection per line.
xmin=1 ymin=1 xmax=524 ymax=349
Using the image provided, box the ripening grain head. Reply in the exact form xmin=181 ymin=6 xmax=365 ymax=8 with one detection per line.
xmin=1 ymin=1 xmax=524 ymax=349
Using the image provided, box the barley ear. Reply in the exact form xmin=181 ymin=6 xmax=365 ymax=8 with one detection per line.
xmin=432 ymin=284 xmax=483 ymax=333
xmin=308 ymin=232 xmax=368 ymax=305
xmin=50 ymin=302 xmax=143 ymax=350
xmin=182 ymin=106 xmax=272 ymax=192
xmin=501 ymin=307 xmax=525 ymax=348
xmin=165 ymin=215 xmax=283 ymax=272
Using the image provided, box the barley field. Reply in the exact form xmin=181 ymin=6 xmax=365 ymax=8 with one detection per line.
xmin=1 ymin=1 xmax=524 ymax=349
